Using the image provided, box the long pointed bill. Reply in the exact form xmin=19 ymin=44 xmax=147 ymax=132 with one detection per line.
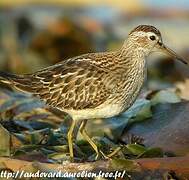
xmin=155 ymin=42 xmax=188 ymax=65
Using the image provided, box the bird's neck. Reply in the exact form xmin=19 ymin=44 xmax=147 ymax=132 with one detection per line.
xmin=115 ymin=40 xmax=148 ymax=111
xmin=114 ymin=40 xmax=148 ymax=88
xmin=116 ymin=39 xmax=147 ymax=68
xmin=121 ymin=38 xmax=147 ymax=57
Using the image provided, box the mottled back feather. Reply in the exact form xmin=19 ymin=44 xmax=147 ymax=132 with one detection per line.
xmin=0 ymin=53 xmax=120 ymax=110
xmin=33 ymin=58 xmax=112 ymax=110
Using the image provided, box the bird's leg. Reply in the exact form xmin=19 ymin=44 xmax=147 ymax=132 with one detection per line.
xmin=67 ymin=120 xmax=76 ymax=161
xmin=107 ymin=147 xmax=122 ymax=158
xmin=79 ymin=120 xmax=99 ymax=159
xmin=79 ymin=120 xmax=107 ymax=160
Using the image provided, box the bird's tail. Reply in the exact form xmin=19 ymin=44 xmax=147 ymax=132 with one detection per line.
xmin=0 ymin=71 xmax=35 ymax=93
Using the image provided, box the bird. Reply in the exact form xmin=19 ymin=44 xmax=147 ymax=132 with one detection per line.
xmin=0 ymin=25 xmax=187 ymax=161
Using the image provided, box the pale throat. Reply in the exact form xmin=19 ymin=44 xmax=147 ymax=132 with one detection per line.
xmin=120 ymin=39 xmax=148 ymax=79
xmin=121 ymin=39 xmax=150 ymax=58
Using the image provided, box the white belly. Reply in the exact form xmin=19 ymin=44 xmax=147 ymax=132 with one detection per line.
xmin=59 ymin=103 xmax=123 ymax=121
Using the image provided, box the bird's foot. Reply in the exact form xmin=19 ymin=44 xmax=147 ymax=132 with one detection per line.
xmin=106 ymin=147 xmax=122 ymax=158
xmin=94 ymin=150 xmax=109 ymax=160
xmin=69 ymin=156 xmax=74 ymax=162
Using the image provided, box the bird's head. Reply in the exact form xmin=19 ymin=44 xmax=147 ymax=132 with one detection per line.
xmin=127 ymin=25 xmax=187 ymax=64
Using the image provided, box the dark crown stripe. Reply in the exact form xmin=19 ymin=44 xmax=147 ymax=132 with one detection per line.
xmin=129 ymin=25 xmax=161 ymax=36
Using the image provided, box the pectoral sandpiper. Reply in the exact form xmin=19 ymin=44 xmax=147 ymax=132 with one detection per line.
xmin=0 ymin=25 xmax=187 ymax=161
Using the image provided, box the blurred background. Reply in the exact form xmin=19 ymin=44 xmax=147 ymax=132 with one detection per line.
xmin=0 ymin=0 xmax=189 ymax=96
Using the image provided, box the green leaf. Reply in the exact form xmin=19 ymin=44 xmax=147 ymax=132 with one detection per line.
xmin=0 ymin=124 xmax=10 ymax=156
xmin=126 ymin=144 xmax=147 ymax=156
xmin=127 ymin=100 xmax=152 ymax=126
xmin=138 ymin=147 xmax=163 ymax=158
xmin=134 ymin=103 xmax=152 ymax=121
xmin=151 ymin=90 xmax=181 ymax=106
xmin=47 ymin=145 xmax=68 ymax=152
xmin=48 ymin=152 xmax=69 ymax=161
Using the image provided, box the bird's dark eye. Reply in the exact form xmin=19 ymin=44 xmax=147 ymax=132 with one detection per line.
xmin=150 ymin=35 xmax=156 ymax=41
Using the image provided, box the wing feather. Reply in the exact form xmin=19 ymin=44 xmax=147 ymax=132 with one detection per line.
xmin=32 ymin=59 xmax=111 ymax=110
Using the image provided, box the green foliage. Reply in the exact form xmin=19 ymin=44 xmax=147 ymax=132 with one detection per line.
xmin=150 ymin=90 xmax=181 ymax=105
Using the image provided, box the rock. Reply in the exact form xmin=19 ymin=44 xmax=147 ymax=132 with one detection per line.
xmin=122 ymin=101 xmax=189 ymax=156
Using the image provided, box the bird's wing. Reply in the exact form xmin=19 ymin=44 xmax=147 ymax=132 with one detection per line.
xmin=29 ymin=58 xmax=112 ymax=110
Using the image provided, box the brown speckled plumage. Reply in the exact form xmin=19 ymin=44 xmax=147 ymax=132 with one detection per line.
xmin=0 ymin=25 xmax=186 ymax=160
xmin=0 ymin=49 xmax=146 ymax=120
